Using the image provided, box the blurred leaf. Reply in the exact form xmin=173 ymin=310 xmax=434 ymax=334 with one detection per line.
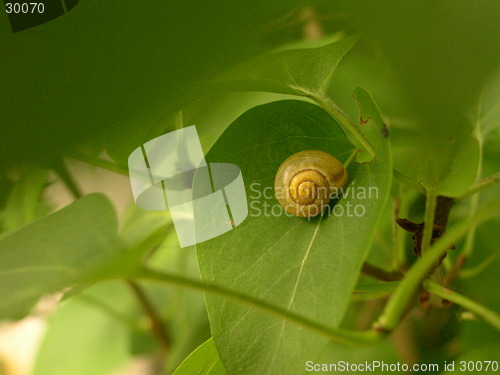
xmin=459 ymin=319 xmax=500 ymax=358
xmin=33 ymin=282 xmax=134 ymax=375
xmin=336 ymin=1 xmax=499 ymax=198
xmin=314 ymin=339 xmax=400 ymax=373
xmin=172 ymin=338 xmax=226 ymax=375
xmin=447 ymin=343 xmax=500 ymax=374
xmin=119 ymin=203 xmax=171 ymax=248
xmin=197 ymin=99 xmax=391 ymax=374
xmin=147 ymin=232 xmax=212 ymax=373
xmin=352 ymin=86 xmax=388 ymax=163
xmin=391 ymin=119 xmax=480 ymax=197
xmin=1 ymin=1 xmax=309 ymax=167
xmin=107 ymin=211 xmax=211 ymax=371
xmin=363 ymin=189 xmax=397 ymax=269
xmin=167 ymin=35 xmax=358 ymax=113
xmin=2 ymin=166 xmax=49 ymax=232
xmin=473 ymin=70 xmax=500 ymax=202
xmin=105 ymin=36 xmax=358 ymax=164
xmin=341 ymin=2 xmax=500 ymax=198
xmin=458 ymin=218 xmax=500 ymax=312
xmin=212 ymin=34 xmax=358 ymax=96
xmin=475 ymin=69 xmax=500 ymax=144
xmin=336 ymin=1 xmax=500 ymax=118
xmin=0 ymin=193 xmax=122 ymax=319
xmin=390 ymin=112 xmax=482 ymax=198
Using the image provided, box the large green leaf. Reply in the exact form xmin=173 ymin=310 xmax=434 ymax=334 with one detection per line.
xmin=159 ymin=35 xmax=357 ymax=115
xmin=1 ymin=1 xmax=309 ymax=167
xmin=197 ymin=99 xmax=391 ymax=374
xmin=33 ymin=282 xmax=134 ymax=375
xmin=313 ymin=339 xmax=400 ymax=374
xmin=211 ymin=35 xmax=358 ymax=96
xmin=173 ymin=338 xmax=227 ymax=375
xmin=447 ymin=343 xmax=500 ymax=374
xmin=339 ymin=2 xmax=499 ymax=198
xmin=0 ymin=193 xmax=122 ymax=319
xmin=390 ymin=116 xmax=480 ymax=198
xmin=387 ymin=59 xmax=500 ymax=199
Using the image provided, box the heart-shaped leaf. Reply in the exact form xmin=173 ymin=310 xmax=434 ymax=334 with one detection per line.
xmin=197 ymin=98 xmax=391 ymax=374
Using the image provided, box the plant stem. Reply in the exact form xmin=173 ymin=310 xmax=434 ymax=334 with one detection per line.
xmin=459 ymin=255 xmax=496 ymax=278
xmin=394 ymin=190 xmax=420 ymax=271
xmin=127 ymin=280 xmax=171 ymax=351
xmin=313 ymin=93 xmax=376 ymax=159
xmin=422 ymin=193 xmax=452 ymax=306
xmin=54 ymin=160 xmax=83 ymax=199
xmin=69 ymin=151 xmax=129 ymax=176
xmin=132 ymin=267 xmax=384 ymax=346
xmin=343 ymin=149 xmax=357 ymax=169
xmin=124 ymin=198 xmax=499 ymax=345
xmin=175 ymin=109 xmax=184 ymax=130
xmin=447 ymin=169 xmax=495 ymax=284
xmin=375 ymin=195 xmax=500 ymax=331
xmin=461 ymin=197 xmax=479 ymax=261
xmin=391 ymin=194 xmax=401 ymax=271
xmin=457 ymin=172 xmax=500 ymax=199
xmin=421 ymin=192 xmax=436 ymax=253
xmin=393 ymin=170 xmax=426 ymax=195
xmin=423 ymin=280 xmax=500 ymax=331
xmin=361 ymin=262 xmax=403 ymax=281
xmin=77 ymin=293 xmax=144 ymax=332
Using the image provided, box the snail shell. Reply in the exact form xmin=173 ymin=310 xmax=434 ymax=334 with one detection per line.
xmin=274 ymin=150 xmax=348 ymax=218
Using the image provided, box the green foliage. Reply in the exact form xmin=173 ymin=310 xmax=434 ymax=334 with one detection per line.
xmin=0 ymin=3 xmax=499 ymax=375
xmin=448 ymin=343 xmax=500 ymax=375
xmin=0 ymin=194 xmax=122 ymax=319
xmin=212 ymin=35 xmax=359 ymax=96
xmin=104 ymin=36 xmax=359 ymax=164
xmin=1 ymin=1 xmax=310 ymax=166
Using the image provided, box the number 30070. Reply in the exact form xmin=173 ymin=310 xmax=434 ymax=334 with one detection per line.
xmin=5 ymin=3 xmax=45 ymax=14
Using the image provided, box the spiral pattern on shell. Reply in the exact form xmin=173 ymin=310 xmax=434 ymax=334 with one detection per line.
xmin=274 ymin=150 xmax=348 ymax=218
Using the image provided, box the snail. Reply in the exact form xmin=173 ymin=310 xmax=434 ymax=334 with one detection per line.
xmin=274 ymin=150 xmax=348 ymax=218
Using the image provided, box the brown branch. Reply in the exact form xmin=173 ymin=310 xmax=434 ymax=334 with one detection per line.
xmin=396 ymin=195 xmax=455 ymax=308
xmin=127 ymin=280 xmax=170 ymax=352
xmin=396 ymin=195 xmax=455 ymax=260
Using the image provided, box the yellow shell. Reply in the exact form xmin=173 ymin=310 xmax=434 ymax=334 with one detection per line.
xmin=274 ymin=150 xmax=348 ymax=218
